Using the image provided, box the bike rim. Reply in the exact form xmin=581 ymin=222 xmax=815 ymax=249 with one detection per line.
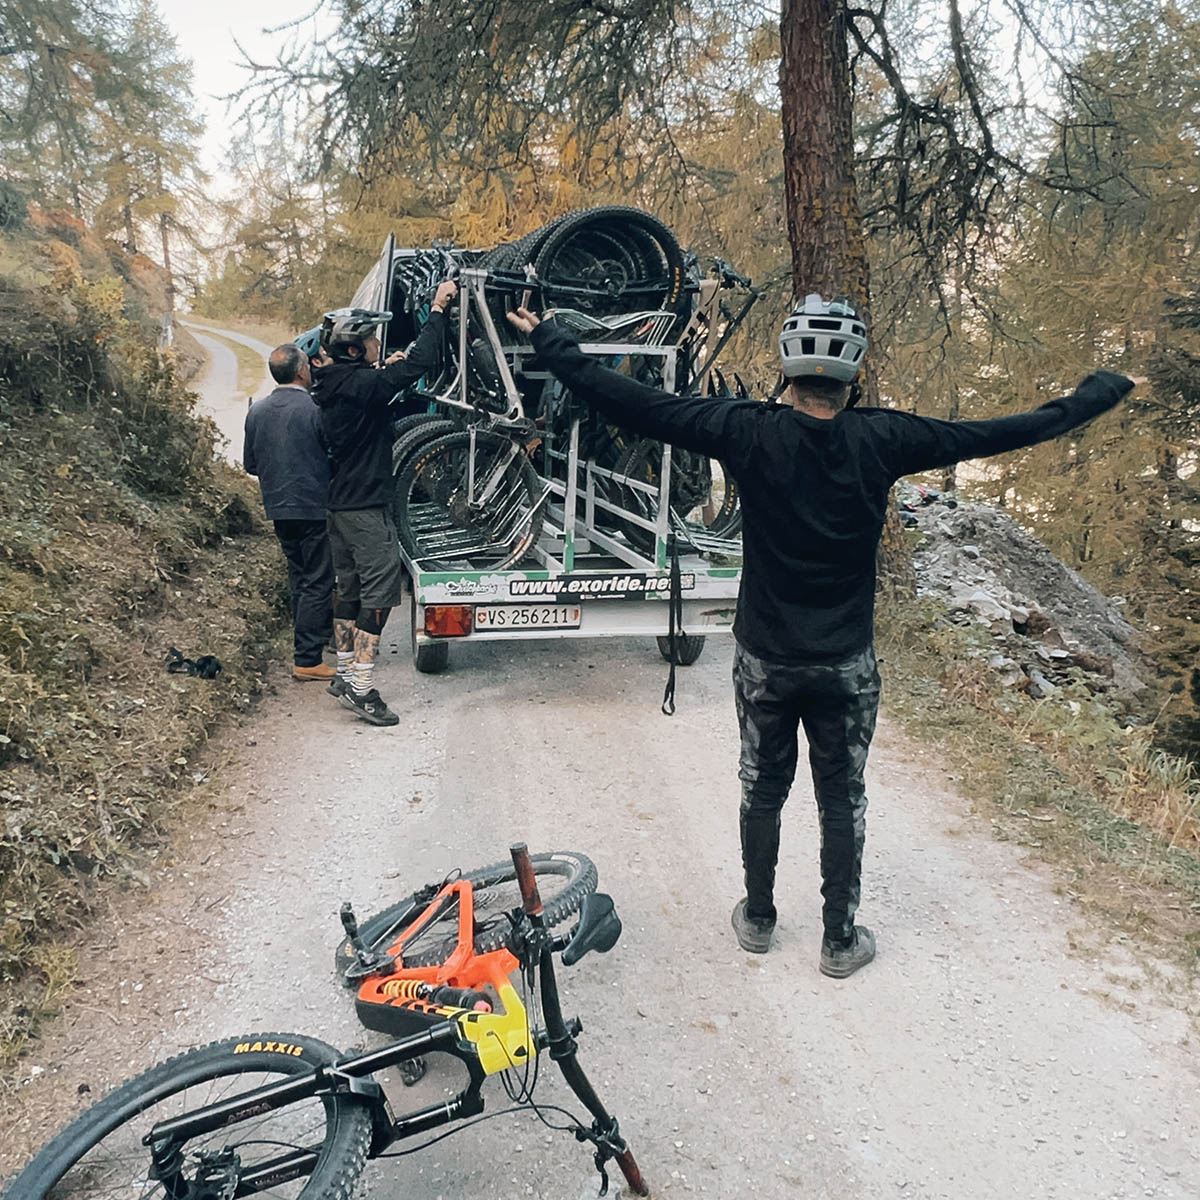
xmin=40 ymin=1067 xmax=339 ymax=1198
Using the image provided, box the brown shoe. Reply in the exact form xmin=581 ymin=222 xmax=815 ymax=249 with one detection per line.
xmin=293 ymin=662 xmax=337 ymax=682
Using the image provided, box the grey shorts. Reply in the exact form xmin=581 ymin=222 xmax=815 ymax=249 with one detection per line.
xmin=326 ymin=507 xmax=406 ymax=609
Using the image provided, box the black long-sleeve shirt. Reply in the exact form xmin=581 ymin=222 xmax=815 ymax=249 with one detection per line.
xmin=312 ymin=310 xmax=447 ymax=511
xmin=243 ymin=385 xmax=329 ymax=521
xmin=530 ymin=319 xmax=1132 ymax=663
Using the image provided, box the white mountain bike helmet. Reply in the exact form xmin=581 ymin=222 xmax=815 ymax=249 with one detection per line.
xmin=778 ymin=294 xmax=867 ymax=382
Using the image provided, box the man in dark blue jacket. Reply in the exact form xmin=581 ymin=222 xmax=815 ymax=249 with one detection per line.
xmin=244 ymin=343 xmax=335 ymax=682
xmin=509 ymin=298 xmax=1142 ymax=978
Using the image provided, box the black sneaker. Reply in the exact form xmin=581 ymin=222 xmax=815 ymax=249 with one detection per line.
xmin=730 ymin=898 xmax=775 ymax=954
xmin=327 ymin=675 xmax=351 ymax=699
xmin=819 ymin=926 xmax=876 ymax=978
xmin=344 ymin=687 xmax=399 ymax=727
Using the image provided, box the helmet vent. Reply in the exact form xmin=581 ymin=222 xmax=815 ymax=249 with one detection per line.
xmin=808 ymin=318 xmax=842 ymax=331
xmin=853 ymin=346 xmax=864 ymax=361
xmin=852 ymin=324 xmax=864 ymax=336
xmin=801 ymin=336 xmax=816 ymax=356
xmin=829 ymin=338 xmax=845 ymax=358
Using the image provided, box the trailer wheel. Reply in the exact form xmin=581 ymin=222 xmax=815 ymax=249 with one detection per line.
xmin=411 ymin=592 xmax=450 ymax=674
xmin=657 ymin=634 xmax=706 ymax=666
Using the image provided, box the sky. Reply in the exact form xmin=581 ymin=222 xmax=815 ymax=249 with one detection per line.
xmin=157 ymin=0 xmax=331 ymax=179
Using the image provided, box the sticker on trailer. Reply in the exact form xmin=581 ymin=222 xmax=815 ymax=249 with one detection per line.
xmin=475 ymin=605 xmax=583 ymax=630
xmin=439 ymin=578 xmax=503 ymax=598
xmin=506 ymin=573 xmax=696 ymax=600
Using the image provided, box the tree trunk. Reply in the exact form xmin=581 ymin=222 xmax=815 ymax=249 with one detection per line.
xmin=155 ymin=158 xmax=175 ymax=318
xmin=779 ymin=0 xmax=915 ymax=598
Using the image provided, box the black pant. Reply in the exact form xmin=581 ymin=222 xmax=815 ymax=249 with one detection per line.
xmin=273 ymin=519 xmax=334 ymax=666
xmin=733 ymin=641 xmax=880 ymax=942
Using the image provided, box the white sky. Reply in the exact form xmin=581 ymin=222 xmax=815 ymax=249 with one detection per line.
xmin=157 ymin=0 xmax=330 ymax=180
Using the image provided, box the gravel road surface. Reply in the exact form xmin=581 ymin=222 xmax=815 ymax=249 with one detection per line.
xmin=3 ymin=626 xmax=1197 ymax=1199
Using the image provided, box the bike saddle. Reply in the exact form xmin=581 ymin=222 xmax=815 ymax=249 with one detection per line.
xmin=561 ymin=892 xmax=622 ymax=966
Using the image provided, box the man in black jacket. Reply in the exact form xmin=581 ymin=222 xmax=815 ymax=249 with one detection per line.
xmin=508 ymin=298 xmax=1141 ymax=978
xmin=312 ymin=282 xmax=457 ymax=726
xmin=244 ymin=343 xmax=335 ymax=683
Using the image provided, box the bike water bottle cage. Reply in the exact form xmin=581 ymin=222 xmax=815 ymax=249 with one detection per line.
xmin=778 ymin=293 xmax=867 ymax=383
xmin=321 ymin=307 xmax=393 ymax=362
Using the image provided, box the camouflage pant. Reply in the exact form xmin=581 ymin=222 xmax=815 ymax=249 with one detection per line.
xmin=733 ymin=642 xmax=880 ymax=942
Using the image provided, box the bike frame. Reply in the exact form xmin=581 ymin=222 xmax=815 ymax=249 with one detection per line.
xmin=141 ymin=846 xmax=649 ymax=1197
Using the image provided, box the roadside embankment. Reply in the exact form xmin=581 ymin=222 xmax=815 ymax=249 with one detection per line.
xmin=0 ymin=212 xmax=288 ymax=1060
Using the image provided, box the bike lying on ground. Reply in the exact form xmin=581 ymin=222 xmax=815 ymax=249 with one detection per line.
xmin=4 ymin=845 xmax=648 ymax=1199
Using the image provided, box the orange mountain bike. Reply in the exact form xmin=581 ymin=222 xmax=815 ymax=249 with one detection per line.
xmin=3 ymin=844 xmax=649 ymax=1199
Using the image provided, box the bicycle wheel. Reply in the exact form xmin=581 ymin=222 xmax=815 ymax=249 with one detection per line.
xmin=612 ymin=440 xmax=741 ymax=554
xmin=3 ymin=1034 xmax=370 ymax=1200
xmin=335 ymin=851 xmax=597 ymax=976
xmin=394 ymin=429 xmax=544 ymax=570
xmin=533 ymin=207 xmax=687 ymax=322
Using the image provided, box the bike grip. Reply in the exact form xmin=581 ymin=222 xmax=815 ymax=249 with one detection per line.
xmin=616 ymin=1148 xmax=650 ymax=1196
xmin=509 ymin=842 xmax=544 ymax=916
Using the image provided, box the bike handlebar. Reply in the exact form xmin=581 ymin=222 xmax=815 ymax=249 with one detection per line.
xmin=509 ymin=843 xmax=544 ymax=917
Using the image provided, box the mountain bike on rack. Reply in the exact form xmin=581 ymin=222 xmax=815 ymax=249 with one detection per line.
xmin=3 ymin=844 xmax=649 ymax=1200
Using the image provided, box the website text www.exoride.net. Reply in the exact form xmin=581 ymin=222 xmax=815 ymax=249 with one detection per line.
xmin=508 ymin=573 xmax=695 ymax=598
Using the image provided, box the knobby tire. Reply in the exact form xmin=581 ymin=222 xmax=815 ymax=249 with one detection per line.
xmin=3 ymin=1034 xmax=371 ymax=1200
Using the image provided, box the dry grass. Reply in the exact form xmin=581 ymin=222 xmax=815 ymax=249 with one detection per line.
xmin=0 ymin=401 xmax=288 ymax=1062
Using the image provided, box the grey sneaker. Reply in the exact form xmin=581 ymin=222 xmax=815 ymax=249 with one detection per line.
xmin=819 ymin=926 xmax=876 ymax=978
xmin=344 ymin=687 xmax=399 ymax=727
xmin=731 ymin=898 xmax=774 ymax=954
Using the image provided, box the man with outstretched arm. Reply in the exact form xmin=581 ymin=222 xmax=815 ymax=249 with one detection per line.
xmin=313 ymin=281 xmax=457 ymax=726
xmin=508 ymin=298 xmax=1142 ymax=978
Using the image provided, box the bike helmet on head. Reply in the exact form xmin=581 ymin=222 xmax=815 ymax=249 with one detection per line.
xmin=320 ymin=307 xmax=392 ymax=363
xmin=293 ymin=325 xmax=322 ymax=360
xmin=778 ymin=293 xmax=867 ymax=383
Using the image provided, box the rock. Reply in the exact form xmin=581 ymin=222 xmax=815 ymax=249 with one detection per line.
xmin=1027 ymin=668 xmax=1060 ymax=699
xmin=911 ymin=499 xmax=1151 ymax=699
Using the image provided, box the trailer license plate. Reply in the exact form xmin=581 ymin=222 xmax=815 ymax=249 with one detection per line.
xmin=474 ymin=605 xmax=582 ymax=630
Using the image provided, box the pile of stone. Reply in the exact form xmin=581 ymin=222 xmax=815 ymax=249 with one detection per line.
xmin=901 ymin=486 xmax=1152 ymax=708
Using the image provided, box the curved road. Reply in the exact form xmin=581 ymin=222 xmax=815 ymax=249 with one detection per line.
xmin=2 ymin=631 xmax=1197 ymax=1198
xmin=182 ymin=322 xmax=275 ymax=465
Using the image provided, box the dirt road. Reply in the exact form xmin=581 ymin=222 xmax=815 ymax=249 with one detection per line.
xmin=182 ymin=323 xmax=274 ymax=463
xmin=3 ymin=627 xmax=1198 ymax=1198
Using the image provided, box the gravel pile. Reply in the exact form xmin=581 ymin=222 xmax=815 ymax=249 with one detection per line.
xmin=901 ymin=486 xmax=1152 ymax=704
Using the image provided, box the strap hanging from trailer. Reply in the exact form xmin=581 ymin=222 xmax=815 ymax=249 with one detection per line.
xmin=661 ymin=534 xmax=685 ymax=716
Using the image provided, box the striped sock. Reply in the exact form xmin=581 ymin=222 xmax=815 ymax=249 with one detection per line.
xmin=337 ymin=651 xmax=354 ymax=680
xmin=351 ymin=659 xmax=375 ymax=696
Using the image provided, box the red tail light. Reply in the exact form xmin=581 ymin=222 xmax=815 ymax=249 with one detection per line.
xmin=424 ymin=605 xmax=473 ymax=637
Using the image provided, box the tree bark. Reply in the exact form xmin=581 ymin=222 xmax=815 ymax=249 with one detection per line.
xmin=779 ymin=0 xmax=914 ymax=597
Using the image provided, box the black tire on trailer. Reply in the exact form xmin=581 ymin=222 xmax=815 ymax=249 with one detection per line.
xmin=394 ymin=429 xmax=543 ymax=571
xmin=612 ymin=440 xmax=741 ymax=555
xmin=657 ymin=633 xmax=707 ymax=666
xmin=391 ymin=418 xmax=461 ymax=532
xmin=533 ymin=206 xmax=688 ymax=322
xmin=335 ymin=851 xmax=598 ymax=977
xmin=392 ymin=412 xmax=443 ymax=442
xmin=392 ymin=418 xmax=460 ymax=472
xmin=410 ymin=588 xmax=450 ymax=675
xmin=2 ymin=1033 xmax=370 ymax=1200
